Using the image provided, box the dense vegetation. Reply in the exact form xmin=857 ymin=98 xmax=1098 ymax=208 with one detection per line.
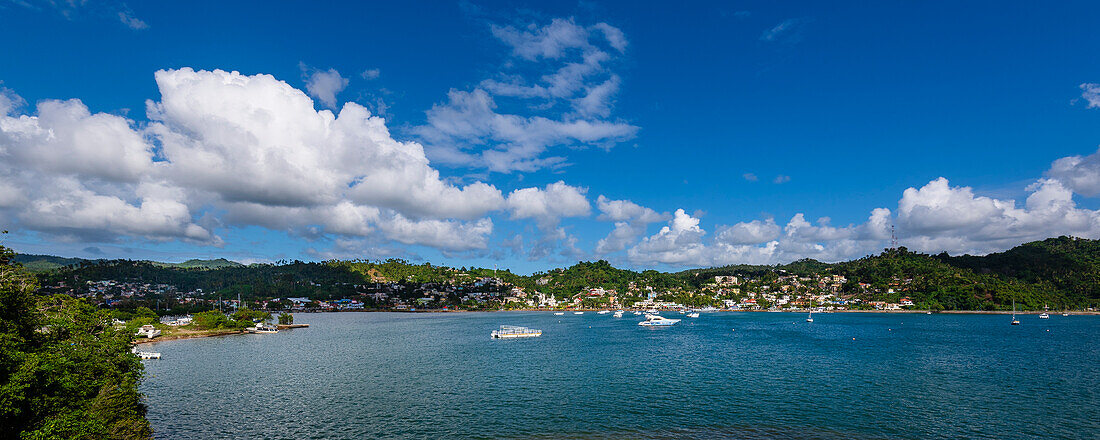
xmin=1 ymin=244 xmax=152 ymax=439
xmin=22 ymin=236 xmax=1100 ymax=311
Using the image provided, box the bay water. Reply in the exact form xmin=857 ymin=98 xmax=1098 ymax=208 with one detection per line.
xmin=141 ymin=312 xmax=1099 ymax=439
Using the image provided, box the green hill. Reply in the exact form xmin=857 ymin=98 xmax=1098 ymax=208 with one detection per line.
xmin=19 ymin=237 xmax=1100 ymax=310
xmin=155 ymin=258 xmax=243 ymax=269
xmin=942 ymin=236 xmax=1100 ymax=307
xmin=11 ymin=254 xmax=89 ymax=272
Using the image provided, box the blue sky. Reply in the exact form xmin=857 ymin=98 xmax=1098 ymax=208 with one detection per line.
xmin=3 ymin=0 xmax=1100 ymax=273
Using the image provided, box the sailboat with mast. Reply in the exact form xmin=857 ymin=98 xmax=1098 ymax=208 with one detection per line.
xmin=806 ymin=309 xmax=814 ymax=323
xmin=1011 ymin=299 xmax=1020 ymax=325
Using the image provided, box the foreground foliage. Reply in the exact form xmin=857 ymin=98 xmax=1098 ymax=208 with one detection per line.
xmin=0 ymin=245 xmax=151 ymax=440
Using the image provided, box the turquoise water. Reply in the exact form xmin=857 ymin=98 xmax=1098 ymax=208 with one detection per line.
xmin=141 ymin=312 xmax=1100 ymax=439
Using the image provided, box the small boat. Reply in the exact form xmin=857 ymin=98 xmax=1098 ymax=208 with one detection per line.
xmin=613 ymin=311 xmax=624 ymax=318
xmin=1039 ymin=312 xmax=1049 ymax=319
xmin=926 ymin=311 xmax=932 ymax=315
xmin=1011 ymin=299 xmax=1020 ymax=325
xmin=597 ymin=310 xmax=610 ymax=315
xmin=687 ymin=312 xmax=700 ymax=318
xmin=639 ymin=314 xmax=681 ymax=326
xmin=633 ymin=311 xmax=643 ymax=316
xmin=1062 ymin=312 xmax=1069 ymax=317
xmin=248 ymin=322 xmax=279 ymax=333
xmin=573 ymin=311 xmax=584 ymax=315
xmin=491 ymin=325 xmax=542 ymax=339
xmin=806 ymin=310 xmax=814 ymax=323
xmin=553 ymin=312 xmax=565 ymax=316
xmin=130 ymin=347 xmax=161 ymax=360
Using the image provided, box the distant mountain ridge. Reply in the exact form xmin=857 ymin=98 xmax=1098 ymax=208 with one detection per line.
xmin=12 ymin=254 xmax=242 ymax=272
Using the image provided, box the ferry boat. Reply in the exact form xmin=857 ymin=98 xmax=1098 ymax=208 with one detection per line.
xmin=491 ymin=325 xmax=542 ymax=339
xmin=248 ymin=322 xmax=279 ymax=333
xmin=638 ymin=314 xmax=681 ymax=326
xmin=135 ymin=325 xmax=161 ymax=339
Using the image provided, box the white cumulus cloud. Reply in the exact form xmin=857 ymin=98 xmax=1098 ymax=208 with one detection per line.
xmin=418 ymin=17 xmax=637 ymax=173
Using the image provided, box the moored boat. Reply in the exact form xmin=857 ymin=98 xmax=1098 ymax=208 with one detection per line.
xmin=1011 ymin=299 xmax=1020 ymax=325
xmin=248 ymin=322 xmax=279 ymax=333
xmin=491 ymin=325 xmax=542 ymax=339
xmin=553 ymin=312 xmax=565 ymax=316
xmin=638 ymin=314 xmax=680 ymax=326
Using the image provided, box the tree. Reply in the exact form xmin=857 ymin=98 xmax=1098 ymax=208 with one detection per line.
xmin=0 ymin=243 xmax=152 ymax=439
xmin=278 ymin=313 xmax=293 ymax=325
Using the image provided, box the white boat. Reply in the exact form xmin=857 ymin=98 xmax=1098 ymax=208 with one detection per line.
xmin=597 ymin=310 xmax=610 ymax=315
xmin=1039 ymin=312 xmax=1049 ymax=319
xmin=613 ymin=311 xmax=624 ymax=318
xmin=687 ymin=312 xmax=700 ymax=318
xmin=248 ymin=322 xmax=278 ymax=333
xmin=573 ymin=311 xmax=584 ymax=315
xmin=130 ymin=347 xmax=160 ymax=360
xmin=806 ymin=310 xmax=814 ymax=323
xmin=1011 ymin=299 xmax=1020 ymax=325
xmin=1062 ymin=312 xmax=1069 ymax=317
xmin=632 ymin=311 xmax=643 ymax=316
xmin=638 ymin=314 xmax=680 ymax=326
xmin=491 ymin=325 xmax=542 ymax=339
xmin=135 ymin=325 xmax=161 ymax=339
xmin=700 ymin=306 xmax=718 ymax=312
xmin=553 ymin=312 xmax=565 ymax=316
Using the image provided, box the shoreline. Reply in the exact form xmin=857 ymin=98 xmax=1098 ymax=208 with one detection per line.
xmin=132 ymin=310 xmax=1097 ymax=345
xmin=133 ymin=323 xmax=311 ymax=345
xmin=318 ymin=308 xmax=1100 ymax=315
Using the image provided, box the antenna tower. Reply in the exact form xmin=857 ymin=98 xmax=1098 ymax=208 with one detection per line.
xmin=890 ymin=224 xmax=899 ymax=250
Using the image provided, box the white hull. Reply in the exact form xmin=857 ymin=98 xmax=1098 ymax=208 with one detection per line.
xmin=492 ymin=325 xmax=542 ymax=339
xmin=492 ymin=332 xmax=542 ymax=339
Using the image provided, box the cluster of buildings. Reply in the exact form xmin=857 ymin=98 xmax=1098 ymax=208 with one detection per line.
xmin=42 ymin=268 xmax=922 ymax=313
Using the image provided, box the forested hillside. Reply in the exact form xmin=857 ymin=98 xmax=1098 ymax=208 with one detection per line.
xmin=19 ymin=236 xmax=1100 ymax=310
